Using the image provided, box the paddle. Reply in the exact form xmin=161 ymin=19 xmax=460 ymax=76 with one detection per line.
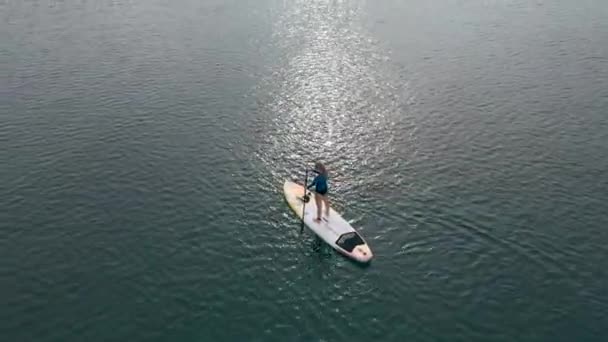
xmin=301 ymin=168 xmax=308 ymax=233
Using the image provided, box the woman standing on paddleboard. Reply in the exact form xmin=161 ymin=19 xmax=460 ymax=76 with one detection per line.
xmin=308 ymin=162 xmax=330 ymax=223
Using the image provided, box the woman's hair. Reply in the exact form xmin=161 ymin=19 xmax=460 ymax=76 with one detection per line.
xmin=315 ymin=162 xmax=327 ymax=175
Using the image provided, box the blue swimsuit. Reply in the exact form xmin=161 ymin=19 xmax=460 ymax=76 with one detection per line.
xmin=308 ymin=173 xmax=328 ymax=195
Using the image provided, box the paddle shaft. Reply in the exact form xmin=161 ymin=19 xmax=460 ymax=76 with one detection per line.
xmin=301 ymin=169 xmax=308 ymax=233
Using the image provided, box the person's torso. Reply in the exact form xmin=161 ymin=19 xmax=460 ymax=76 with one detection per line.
xmin=315 ymin=174 xmax=328 ymax=190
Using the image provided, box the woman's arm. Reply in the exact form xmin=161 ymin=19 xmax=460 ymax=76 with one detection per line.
xmin=307 ymin=176 xmax=317 ymax=189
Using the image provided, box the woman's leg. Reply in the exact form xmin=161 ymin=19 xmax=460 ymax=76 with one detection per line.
xmin=314 ymin=193 xmax=322 ymax=222
xmin=323 ymin=195 xmax=330 ymax=217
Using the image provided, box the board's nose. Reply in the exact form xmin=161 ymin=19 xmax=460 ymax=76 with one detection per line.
xmin=352 ymin=244 xmax=373 ymax=263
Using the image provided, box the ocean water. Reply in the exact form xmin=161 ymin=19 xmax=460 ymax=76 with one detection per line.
xmin=2 ymin=0 xmax=608 ymax=341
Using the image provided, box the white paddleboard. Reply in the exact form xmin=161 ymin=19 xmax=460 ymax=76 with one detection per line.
xmin=283 ymin=180 xmax=373 ymax=263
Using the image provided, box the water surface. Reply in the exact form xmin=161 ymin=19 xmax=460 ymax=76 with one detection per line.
xmin=2 ymin=0 xmax=608 ymax=341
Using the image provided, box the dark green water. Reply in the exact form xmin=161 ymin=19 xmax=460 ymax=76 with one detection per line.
xmin=2 ymin=0 xmax=608 ymax=341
